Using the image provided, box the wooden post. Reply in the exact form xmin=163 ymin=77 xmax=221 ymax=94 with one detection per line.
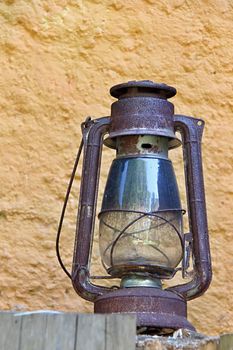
xmin=220 ymin=333 xmax=233 ymax=350
xmin=0 ymin=312 xmax=232 ymax=349
xmin=0 ymin=312 xmax=21 ymax=350
xmin=0 ymin=312 xmax=136 ymax=350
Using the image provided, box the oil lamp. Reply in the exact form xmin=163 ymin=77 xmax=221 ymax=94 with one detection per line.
xmin=57 ymin=80 xmax=212 ymax=333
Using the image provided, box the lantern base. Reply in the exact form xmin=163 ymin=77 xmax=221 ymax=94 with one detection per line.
xmin=94 ymin=287 xmax=195 ymax=334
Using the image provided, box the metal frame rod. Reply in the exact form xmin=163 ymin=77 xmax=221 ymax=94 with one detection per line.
xmin=72 ymin=117 xmax=111 ymax=301
xmin=167 ymin=115 xmax=212 ymax=300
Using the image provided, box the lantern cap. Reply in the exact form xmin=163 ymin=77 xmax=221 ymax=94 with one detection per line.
xmin=105 ymin=80 xmax=180 ymax=150
xmin=110 ymin=80 xmax=177 ymax=100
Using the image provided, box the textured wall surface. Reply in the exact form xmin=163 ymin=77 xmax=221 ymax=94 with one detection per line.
xmin=0 ymin=0 xmax=232 ymax=335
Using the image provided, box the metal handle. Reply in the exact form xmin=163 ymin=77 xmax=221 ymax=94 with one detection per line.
xmin=167 ymin=115 xmax=212 ymax=300
xmin=72 ymin=117 xmax=111 ymax=301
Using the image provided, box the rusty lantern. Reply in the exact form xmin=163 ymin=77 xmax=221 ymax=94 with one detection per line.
xmin=57 ymin=80 xmax=212 ymax=334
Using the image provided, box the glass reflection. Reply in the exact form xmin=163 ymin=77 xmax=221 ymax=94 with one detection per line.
xmin=99 ymin=156 xmax=183 ymax=277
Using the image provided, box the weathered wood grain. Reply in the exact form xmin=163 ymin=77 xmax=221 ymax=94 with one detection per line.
xmin=1 ymin=312 xmax=231 ymax=350
xmin=44 ymin=313 xmax=77 ymax=350
xmin=18 ymin=313 xmax=47 ymax=350
xmin=220 ymin=333 xmax=233 ymax=350
xmin=0 ymin=312 xmax=137 ymax=350
xmin=0 ymin=312 xmax=21 ymax=350
xmin=76 ymin=314 xmax=106 ymax=350
xmin=105 ymin=314 xmax=136 ymax=350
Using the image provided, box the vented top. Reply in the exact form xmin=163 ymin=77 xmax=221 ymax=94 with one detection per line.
xmin=105 ymin=80 xmax=180 ymax=150
xmin=110 ymin=80 xmax=177 ymax=100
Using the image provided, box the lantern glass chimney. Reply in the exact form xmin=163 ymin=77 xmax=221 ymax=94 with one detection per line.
xmin=99 ymin=134 xmax=183 ymax=278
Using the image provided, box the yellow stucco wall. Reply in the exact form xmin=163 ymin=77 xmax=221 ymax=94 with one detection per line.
xmin=0 ymin=0 xmax=232 ymax=335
